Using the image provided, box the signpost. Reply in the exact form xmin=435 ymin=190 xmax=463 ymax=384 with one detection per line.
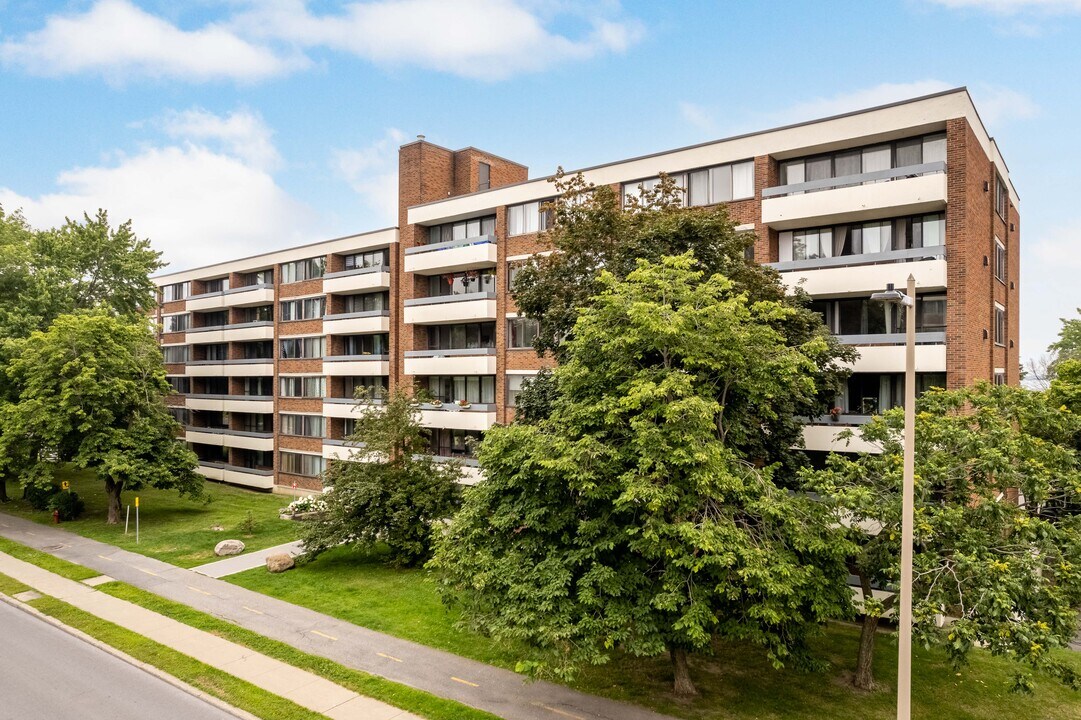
xmin=135 ymin=496 xmax=140 ymax=544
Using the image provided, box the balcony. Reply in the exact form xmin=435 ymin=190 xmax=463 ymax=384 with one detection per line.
xmin=770 ymin=247 xmax=947 ymax=296
xmin=761 ymin=162 xmax=947 ymax=229
xmin=418 ymin=403 xmax=497 ymax=432
xmin=187 ymin=359 xmax=274 ymax=377
xmin=186 ymin=321 xmax=274 ymax=344
xmin=802 ymin=425 xmax=883 ymax=454
xmin=322 ymin=397 xmax=383 ymax=419
xmin=185 ymin=426 xmax=275 ymax=452
xmin=836 ymin=331 xmax=946 ymax=346
xmin=404 ymin=293 xmax=497 ymax=325
xmin=321 ymin=438 xmax=378 ymax=462
xmin=433 ymin=456 xmax=483 ymax=485
xmin=404 ymin=236 xmax=497 ymax=275
xmin=186 ymin=284 xmax=274 ymax=311
xmin=403 ymin=348 xmax=496 ymax=376
xmin=323 ymin=355 xmax=390 ymax=377
xmin=323 ymin=267 xmax=391 ymax=295
xmin=196 ymin=462 xmax=275 ymax=490
xmin=849 ymin=344 xmax=947 ymax=374
xmin=186 ymin=394 xmax=274 ymax=413
xmin=322 ymin=310 xmax=390 ymax=336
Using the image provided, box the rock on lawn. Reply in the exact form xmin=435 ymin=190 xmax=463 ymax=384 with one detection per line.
xmin=266 ymin=553 xmax=295 ymax=573
xmin=214 ymin=539 xmax=246 ymax=556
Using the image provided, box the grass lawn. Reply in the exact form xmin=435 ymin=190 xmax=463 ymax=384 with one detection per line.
xmin=228 ymin=545 xmax=1081 ymax=720
xmin=0 ymin=466 xmax=299 ymax=568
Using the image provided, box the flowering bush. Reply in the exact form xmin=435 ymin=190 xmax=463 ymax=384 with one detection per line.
xmin=284 ymin=494 xmax=328 ymax=515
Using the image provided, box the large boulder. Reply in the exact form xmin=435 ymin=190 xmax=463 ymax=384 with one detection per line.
xmin=214 ymin=539 xmax=246 ymax=557
xmin=266 ymin=553 xmax=295 ymax=573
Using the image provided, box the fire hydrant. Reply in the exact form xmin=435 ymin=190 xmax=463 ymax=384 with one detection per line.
xmin=52 ymin=510 xmax=60 ymax=524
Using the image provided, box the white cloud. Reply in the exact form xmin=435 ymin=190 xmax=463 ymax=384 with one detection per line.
xmin=770 ymin=81 xmax=957 ymax=125
xmin=968 ymin=84 xmax=1040 ymax=125
xmin=331 ymin=128 xmax=408 ymax=226
xmin=679 ymin=101 xmax=715 ymax=134
xmin=927 ymin=0 xmax=1081 ymax=13
xmin=0 ymin=0 xmax=305 ymax=82
xmin=0 ymin=109 xmax=322 ymax=272
xmin=1022 ymin=219 xmax=1081 ymax=361
xmin=160 ymin=108 xmax=282 ymax=171
xmin=234 ymin=0 xmax=644 ymax=80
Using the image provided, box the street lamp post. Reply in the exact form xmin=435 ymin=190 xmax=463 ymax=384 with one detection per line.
xmin=870 ymin=274 xmax=916 ymax=720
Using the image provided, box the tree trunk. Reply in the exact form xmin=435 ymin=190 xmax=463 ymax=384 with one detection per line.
xmin=0 ymin=477 xmax=8 ymax=503
xmin=854 ymin=611 xmax=879 ymax=690
xmin=668 ymin=645 xmax=698 ymax=697
xmin=104 ymin=478 xmax=123 ymax=524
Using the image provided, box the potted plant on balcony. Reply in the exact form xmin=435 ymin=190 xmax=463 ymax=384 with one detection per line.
xmin=430 ymin=399 xmax=443 ymax=408
xmin=829 ymin=406 xmax=843 ymax=422
xmin=455 ymin=399 xmax=472 ymax=410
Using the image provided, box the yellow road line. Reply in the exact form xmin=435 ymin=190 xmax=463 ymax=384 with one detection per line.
xmin=451 ymin=676 xmax=479 ymax=688
xmin=376 ymin=652 xmax=403 ymax=663
xmin=310 ymin=630 xmax=337 ymax=641
xmin=534 ymin=704 xmax=586 ymax=720
xmin=242 ymin=606 xmax=264 ymax=615
xmin=136 ymin=567 xmax=158 ymax=576
xmin=97 ymin=554 xmax=114 ymax=561
xmin=187 ymin=585 xmax=211 ymax=596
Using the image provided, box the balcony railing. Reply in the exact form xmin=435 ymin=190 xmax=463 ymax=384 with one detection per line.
xmin=768 ymin=245 xmax=946 ymax=273
xmin=186 ymin=320 xmax=274 ymax=335
xmin=324 ymin=354 xmax=389 ymax=362
xmin=188 ymin=358 xmax=272 ymax=365
xmin=835 ymin=331 xmax=946 ymax=346
xmin=324 ymin=397 xmax=385 ymax=405
xmin=187 ymin=393 xmax=273 ymax=401
xmin=324 ymin=266 xmax=387 ymax=280
xmin=417 ymin=402 xmax=495 ymax=413
xmin=762 ymin=161 xmax=947 ymax=199
xmin=404 ymin=291 xmax=497 ymax=307
xmin=197 ymin=461 xmax=274 ymax=476
xmin=186 ymin=426 xmax=275 ymax=439
xmin=404 ymin=234 xmax=495 ymax=255
xmin=323 ymin=309 xmax=390 ymax=321
xmin=802 ymin=413 xmax=875 ymax=427
xmin=404 ymin=347 xmax=497 ymax=358
xmin=187 ymin=283 xmax=273 ymax=301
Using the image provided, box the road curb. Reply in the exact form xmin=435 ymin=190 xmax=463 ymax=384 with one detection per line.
xmin=0 ymin=590 xmax=260 ymax=720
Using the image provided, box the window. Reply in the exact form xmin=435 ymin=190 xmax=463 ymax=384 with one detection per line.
xmin=428 ymin=215 xmax=496 ymax=244
xmin=994 ymin=371 xmax=1007 ymax=386
xmin=622 ymin=160 xmax=755 ymax=208
xmin=839 ymin=372 xmax=946 ymax=415
xmin=343 ymin=418 xmax=356 ymax=436
xmin=478 ymin=162 xmax=490 ymax=191
xmin=161 ymin=282 xmax=189 ymax=302
xmin=917 ymin=295 xmax=947 ymax=333
xmin=241 ymin=341 xmax=273 ymax=359
xmin=240 ymin=305 xmax=273 ymax=323
xmin=508 ymin=201 xmax=552 ymax=236
xmin=420 ymin=376 xmax=496 ymax=404
xmin=203 ymin=278 xmax=227 ymax=293
xmin=994 ymin=304 xmax=1006 ymax=346
xmin=162 ymin=314 xmax=190 ymax=333
xmin=343 ymin=334 xmax=388 ymax=355
xmin=281 ymin=257 xmax=326 ymax=284
xmin=203 ymin=343 xmax=227 ymax=361
xmin=778 ymin=213 xmax=944 ymax=262
xmin=343 ymin=376 xmax=388 ymax=400
xmin=780 ymin=132 xmax=946 ymax=189
xmin=427 ymin=323 xmax=496 ymax=350
xmin=167 ymin=407 xmax=190 ymax=426
xmin=280 ymin=297 xmax=325 ymax=321
xmin=508 ymin=262 xmax=525 ymax=289
xmin=994 ymin=239 xmax=1006 ymax=282
xmin=343 ymin=249 xmax=389 ymax=270
xmin=343 ymin=292 xmax=389 ymax=313
xmin=280 ymin=336 xmax=326 ymax=359
xmin=240 ymin=269 xmax=273 ymax=286
xmin=239 ymin=413 xmax=272 ymax=433
xmin=995 ymin=175 xmax=1009 ymax=220
xmin=507 ymin=374 xmax=533 ymax=407
xmin=280 ymin=376 xmax=326 ymax=398
xmin=162 ymin=346 xmax=189 ymax=364
xmin=280 ymin=452 xmax=325 ymax=477
xmin=429 ymin=271 xmax=496 ymax=297
xmin=243 ymin=377 xmax=273 ymax=396
xmin=280 ymin=414 xmax=326 ymax=438
xmin=167 ymin=376 xmax=190 ymax=394
xmin=199 ymin=310 xmax=228 ymax=328
xmin=203 ymin=378 xmax=229 ymax=395
xmin=428 ymin=429 xmax=483 ymax=458
xmin=508 ymin=318 xmax=539 ymax=348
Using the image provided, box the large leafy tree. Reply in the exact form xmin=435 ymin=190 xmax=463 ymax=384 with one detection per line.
xmin=805 ymin=383 xmax=1081 ymax=692
xmin=302 ymin=389 xmax=462 ymax=568
xmin=511 ymin=172 xmax=853 ymax=468
xmin=2 ymin=311 xmax=202 ymax=523
xmin=432 ymin=255 xmax=855 ymax=696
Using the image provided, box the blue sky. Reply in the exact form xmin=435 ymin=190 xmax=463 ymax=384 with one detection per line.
xmin=0 ymin=0 xmax=1077 ymax=365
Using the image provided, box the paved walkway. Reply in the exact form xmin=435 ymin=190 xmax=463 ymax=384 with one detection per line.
xmin=0 ymin=514 xmax=675 ymax=720
xmin=0 ymin=551 xmax=419 ymax=720
xmin=192 ymin=540 xmax=306 ymax=579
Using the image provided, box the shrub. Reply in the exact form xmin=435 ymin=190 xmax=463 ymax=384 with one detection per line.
xmin=24 ymin=483 xmax=59 ymax=511
xmin=48 ymin=490 xmax=85 ymax=521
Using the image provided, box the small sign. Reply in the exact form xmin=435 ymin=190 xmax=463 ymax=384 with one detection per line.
xmin=135 ymin=497 xmax=140 ymax=508
xmin=60 ymin=481 xmax=69 ymax=490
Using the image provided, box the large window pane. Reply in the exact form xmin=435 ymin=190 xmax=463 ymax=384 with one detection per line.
xmin=731 ymin=161 xmax=754 ymax=199
xmin=709 ymin=166 xmax=733 ymax=202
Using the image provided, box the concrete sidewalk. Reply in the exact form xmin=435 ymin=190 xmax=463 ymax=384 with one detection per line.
xmin=192 ymin=540 xmax=306 ymax=579
xmin=0 ymin=550 xmax=419 ymax=720
xmin=0 ymin=513 xmax=675 ymax=720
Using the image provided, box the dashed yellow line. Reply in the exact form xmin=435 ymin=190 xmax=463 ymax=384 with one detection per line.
xmin=242 ymin=606 xmax=264 ymax=615
xmin=450 ymin=676 xmax=479 ymax=688
xmin=310 ymin=630 xmax=337 ymax=641
xmin=187 ymin=585 xmax=212 ymax=596
xmin=534 ymin=704 xmax=586 ymax=720
xmin=376 ymin=652 xmax=403 ymax=663
xmin=136 ymin=567 xmax=158 ymax=577
xmin=97 ymin=554 xmax=114 ymax=562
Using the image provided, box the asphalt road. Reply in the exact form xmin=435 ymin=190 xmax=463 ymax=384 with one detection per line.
xmin=0 ymin=600 xmax=236 ymax=720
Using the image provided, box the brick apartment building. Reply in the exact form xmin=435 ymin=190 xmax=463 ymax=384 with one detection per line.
xmin=153 ymin=87 xmax=1020 ymax=491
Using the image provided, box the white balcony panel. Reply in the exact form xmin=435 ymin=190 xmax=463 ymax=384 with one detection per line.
xmin=762 ymin=174 xmax=947 ymax=230
xmin=457 ymin=464 xmax=484 ymax=486
xmin=187 ymin=362 xmax=274 ymax=377
xmin=321 ymin=442 xmax=378 ymax=462
xmin=196 ymin=464 xmax=225 ymax=482
xmin=221 ymin=467 xmax=275 ymax=490
xmin=322 ymin=400 xmax=384 ymax=419
xmin=186 ymin=328 xmax=225 ymax=344
xmin=848 ymin=344 xmax=946 ymax=373
xmin=225 ymin=286 xmax=275 ymax=307
xmin=323 ymin=313 xmax=390 ymax=335
xmin=404 ymin=238 xmax=498 ymax=275
xmin=223 ymin=398 xmax=274 ymax=414
xmin=221 ymin=323 xmax=276 ymax=342
xmin=419 ymin=409 xmax=496 ymax=432
xmin=323 ymin=270 xmax=391 ymax=295
xmin=803 ymin=425 xmax=882 ymax=454
xmin=404 ymin=295 xmax=497 ymax=325
xmin=404 ymin=353 xmax=496 ymax=376
xmin=779 ymin=259 xmax=947 ymax=297
xmin=187 ymin=396 xmax=274 ymax=413
xmin=185 ymin=429 xmax=275 ymax=452
xmin=186 ymin=294 xmax=227 ymax=312
xmin=323 ymin=358 xmax=390 ymax=377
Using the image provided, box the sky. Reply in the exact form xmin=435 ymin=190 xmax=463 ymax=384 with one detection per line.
xmin=0 ymin=0 xmax=1078 ymax=365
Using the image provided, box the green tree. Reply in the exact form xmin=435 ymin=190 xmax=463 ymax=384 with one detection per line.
xmin=2 ymin=311 xmax=202 ymax=523
xmin=432 ymin=254 xmax=855 ymax=696
xmin=511 ymin=172 xmax=853 ymax=466
xmin=805 ymin=383 xmax=1081 ymax=691
xmin=1050 ymin=310 xmax=1081 ymax=367
xmin=302 ymin=389 xmax=462 ymax=568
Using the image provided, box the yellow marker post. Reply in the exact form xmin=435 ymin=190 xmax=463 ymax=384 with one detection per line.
xmin=60 ymin=481 xmax=70 ymax=491
xmin=135 ymin=497 xmax=140 ymax=544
